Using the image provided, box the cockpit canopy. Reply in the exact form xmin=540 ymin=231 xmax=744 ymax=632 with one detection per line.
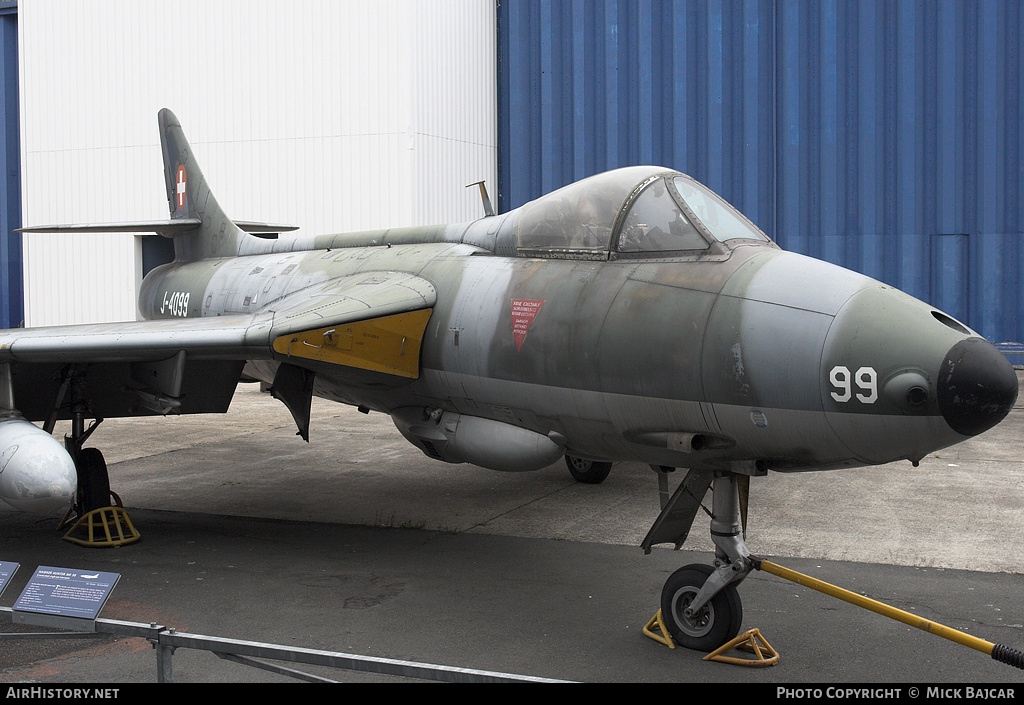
xmin=513 ymin=166 xmax=769 ymax=258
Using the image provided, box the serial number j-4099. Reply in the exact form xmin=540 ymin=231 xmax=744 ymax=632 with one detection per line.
xmin=160 ymin=290 xmax=190 ymax=317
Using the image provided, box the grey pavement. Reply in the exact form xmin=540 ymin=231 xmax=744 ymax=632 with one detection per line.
xmin=0 ymin=374 xmax=1022 ymax=683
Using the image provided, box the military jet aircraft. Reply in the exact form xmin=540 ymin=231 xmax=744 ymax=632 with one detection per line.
xmin=0 ymin=109 xmax=1017 ymax=651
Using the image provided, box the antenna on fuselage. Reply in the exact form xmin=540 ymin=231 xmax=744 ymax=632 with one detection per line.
xmin=466 ymin=181 xmax=495 ymax=217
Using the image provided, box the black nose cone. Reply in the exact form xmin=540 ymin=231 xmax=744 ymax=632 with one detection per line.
xmin=938 ymin=338 xmax=1018 ymax=436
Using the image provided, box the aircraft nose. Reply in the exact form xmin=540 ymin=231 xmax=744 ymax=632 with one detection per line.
xmin=937 ymin=337 xmax=1018 ymax=437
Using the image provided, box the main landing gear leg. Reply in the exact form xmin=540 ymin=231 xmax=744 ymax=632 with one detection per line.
xmin=43 ymin=366 xmax=138 ymax=547
xmin=41 ymin=368 xmax=110 ymax=516
xmin=660 ymin=473 xmax=754 ymax=651
xmin=66 ymin=405 xmax=110 ymax=515
xmin=59 ymin=406 xmax=139 ymax=547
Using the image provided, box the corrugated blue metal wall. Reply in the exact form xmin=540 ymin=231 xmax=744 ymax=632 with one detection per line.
xmin=0 ymin=2 xmax=19 ymax=329
xmin=497 ymin=0 xmax=1024 ymax=345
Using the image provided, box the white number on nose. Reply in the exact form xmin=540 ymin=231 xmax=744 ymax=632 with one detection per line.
xmin=829 ymin=366 xmax=877 ymax=404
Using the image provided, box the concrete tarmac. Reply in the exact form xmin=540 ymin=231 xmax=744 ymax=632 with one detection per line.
xmin=1 ymin=375 xmax=1022 ymax=683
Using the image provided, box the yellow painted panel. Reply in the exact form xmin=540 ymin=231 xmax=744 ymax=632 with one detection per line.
xmin=272 ymin=308 xmax=433 ymax=379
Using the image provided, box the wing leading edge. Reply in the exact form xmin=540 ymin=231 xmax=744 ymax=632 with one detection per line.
xmin=0 ymin=271 xmax=436 ymax=422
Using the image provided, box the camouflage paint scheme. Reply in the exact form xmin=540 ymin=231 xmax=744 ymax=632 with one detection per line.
xmin=133 ymin=113 xmax=1015 ymax=477
xmin=2 ymin=107 xmax=1017 ymax=498
xmin=0 ymin=110 xmax=1017 ymax=652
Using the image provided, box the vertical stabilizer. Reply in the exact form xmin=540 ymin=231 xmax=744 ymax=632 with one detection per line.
xmin=158 ymin=108 xmax=247 ymax=261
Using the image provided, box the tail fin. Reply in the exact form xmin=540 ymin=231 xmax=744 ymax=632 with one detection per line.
xmin=18 ymin=110 xmax=295 ymax=258
xmin=159 ymin=108 xmax=247 ymax=261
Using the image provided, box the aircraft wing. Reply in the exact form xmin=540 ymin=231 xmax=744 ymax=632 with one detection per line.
xmin=0 ymin=271 xmax=436 ymax=422
xmin=0 ymin=313 xmax=274 ymax=363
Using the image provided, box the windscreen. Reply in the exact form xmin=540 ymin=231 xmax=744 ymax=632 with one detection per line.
xmin=671 ymin=176 xmax=769 ymax=243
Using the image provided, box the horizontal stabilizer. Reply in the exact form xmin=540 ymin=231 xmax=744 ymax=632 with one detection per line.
xmin=17 ymin=219 xmax=202 ymax=237
xmin=17 ymin=219 xmax=297 ymax=237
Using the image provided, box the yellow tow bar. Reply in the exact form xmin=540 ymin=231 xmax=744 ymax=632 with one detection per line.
xmin=756 ymin=558 xmax=1024 ymax=670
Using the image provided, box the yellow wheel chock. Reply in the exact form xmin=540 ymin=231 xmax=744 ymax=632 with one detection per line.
xmin=644 ymin=609 xmax=778 ymax=667
xmin=59 ymin=492 xmax=141 ymax=547
xmin=703 ymin=628 xmax=779 ymax=667
xmin=643 ymin=609 xmax=676 ymax=649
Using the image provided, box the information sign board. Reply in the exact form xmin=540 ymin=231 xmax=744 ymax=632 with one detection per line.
xmin=0 ymin=560 xmax=18 ymax=596
xmin=13 ymin=566 xmax=119 ymax=620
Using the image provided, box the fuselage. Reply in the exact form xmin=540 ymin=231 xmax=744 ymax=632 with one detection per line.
xmin=138 ymin=197 xmax=1016 ymax=474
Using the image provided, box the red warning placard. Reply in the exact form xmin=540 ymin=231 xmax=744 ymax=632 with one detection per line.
xmin=511 ymin=299 xmax=545 ymax=351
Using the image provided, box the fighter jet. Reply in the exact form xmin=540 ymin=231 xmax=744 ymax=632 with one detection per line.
xmin=0 ymin=109 xmax=1017 ymax=651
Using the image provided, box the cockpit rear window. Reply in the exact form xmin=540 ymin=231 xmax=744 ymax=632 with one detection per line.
xmin=515 ymin=166 xmax=663 ymax=254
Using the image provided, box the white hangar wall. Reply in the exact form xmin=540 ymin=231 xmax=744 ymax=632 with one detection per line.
xmin=18 ymin=0 xmax=497 ymax=326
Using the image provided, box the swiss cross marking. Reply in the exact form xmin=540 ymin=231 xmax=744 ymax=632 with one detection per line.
xmin=176 ymin=165 xmax=187 ymax=210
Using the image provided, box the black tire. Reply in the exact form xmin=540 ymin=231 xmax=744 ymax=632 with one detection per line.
xmin=564 ymin=455 xmax=612 ymax=484
xmin=660 ymin=563 xmax=743 ymax=651
xmin=76 ymin=448 xmax=111 ymax=513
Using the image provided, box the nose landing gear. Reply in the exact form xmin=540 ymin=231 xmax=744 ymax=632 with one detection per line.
xmin=645 ymin=469 xmax=1024 ymax=671
xmin=644 ymin=470 xmax=756 ymax=652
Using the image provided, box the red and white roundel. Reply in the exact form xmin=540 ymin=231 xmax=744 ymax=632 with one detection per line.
xmin=176 ymin=165 xmax=187 ymax=211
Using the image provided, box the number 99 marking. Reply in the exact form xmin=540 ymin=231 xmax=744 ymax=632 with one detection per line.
xmin=829 ymin=366 xmax=878 ymax=404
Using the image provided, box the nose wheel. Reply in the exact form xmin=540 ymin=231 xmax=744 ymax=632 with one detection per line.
xmin=661 ymin=563 xmax=743 ymax=651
